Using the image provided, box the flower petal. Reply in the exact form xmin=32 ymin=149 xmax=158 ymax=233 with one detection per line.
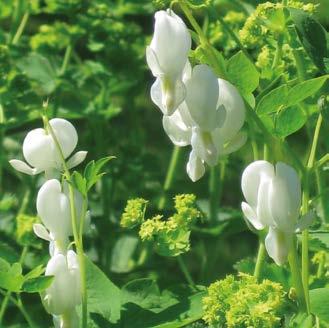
xmin=221 ymin=131 xmax=247 ymax=155
xmin=9 ymin=159 xmax=39 ymax=175
xmin=185 ymin=65 xmax=219 ymax=131
xmin=33 ymin=223 xmax=52 ymax=241
xmin=186 ymin=150 xmax=205 ymax=182
xmin=66 ymin=151 xmax=88 ymax=169
xmin=241 ymin=160 xmax=274 ymax=208
xmin=241 ymin=201 xmax=265 ymax=230
xmin=146 ymin=46 xmax=163 ymax=77
xmin=265 ymin=227 xmax=292 ymax=265
xmin=162 ymin=109 xmax=192 ymax=146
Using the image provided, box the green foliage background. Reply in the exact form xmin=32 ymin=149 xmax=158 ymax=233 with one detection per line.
xmin=0 ymin=0 xmax=328 ymax=327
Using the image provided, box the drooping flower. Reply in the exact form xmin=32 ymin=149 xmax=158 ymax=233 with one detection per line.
xmin=34 ymin=179 xmax=88 ymax=253
xmin=146 ymin=9 xmax=191 ymax=115
xmin=9 ymin=118 xmax=87 ymax=177
xmin=241 ymin=160 xmax=314 ymax=265
xmin=162 ymin=64 xmax=246 ymax=181
xmin=42 ymin=250 xmax=81 ymax=327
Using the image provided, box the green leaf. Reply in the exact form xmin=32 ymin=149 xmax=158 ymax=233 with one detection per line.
xmin=121 ymin=279 xmax=177 ymax=314
xmin=110 ymin=235 xmax=139 ymax=273
xmin=310 ymin=288 xmax=329 ymax=323
xmin=86 ymin=257 xmax=121 ymax=323
xmin=0 ymin=262 xmax=24 ymax=292
xmin=24 ymin=265 xmax=45 ymax=280
xmin=71 ymin=171 xmax=87 ymax=197
xmin=256 ymin=85 xmax=289 ymax=115
xmin=290 ymin=9 xmax=328 ymax=72
xmin=120 ymin=287 xmax=206 ymax=328
xmin=274 ymin=106 xmax=307 ymax=138
xmin=84 ymin=156 xmax=115 ymax=191
xmin=227 ymin=51 xmax=260 ymax=95
xmin=309 ymin=232 xmax=329 ymax=250
xmin=16 ymin=53 xmax=57 ymax=95
xmin=286 ymin=76 xmax=328 ymax=106
xmin=22 ymin=276 xmax=54 ymax=293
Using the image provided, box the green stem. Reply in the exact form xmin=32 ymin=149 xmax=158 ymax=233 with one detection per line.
xmin=158 ymin=146 xmax=181 ymax=210
xmin=60 ymin=45 xmax=72 ymax=75
xmin=254 ymin=242 xmax=266 ymax=280
xmin=11 ymin=12 xmax=29 ymax=45
xmin=271 ymin=34 xmax=284 ymax=70
xmin=209 ymin=165 xmax=220 ymax=222
xmin=178 ymin=2 xmax=227 ymax=78
xmin=177 ymin=255 xmax=195 ymax=288
xmin=288 ymin=241 xmax=307 ymax=312
xmin=44 ymin=116 xmax=88 ymax=328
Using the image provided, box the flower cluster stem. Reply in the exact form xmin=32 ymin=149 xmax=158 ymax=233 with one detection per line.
xmin=158 ymin=146 xmax=181 ymax=210
xmin=254 ymin=242 xmax=266 ymax=280
xmin=177 ymin=255 xmax=195 ymax=288
xmin=288 ymin=242 xmax=307 ymax=313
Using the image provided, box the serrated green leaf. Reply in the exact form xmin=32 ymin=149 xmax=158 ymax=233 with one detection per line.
xmin=0 ymin=258 xmax=10 ymax=272
xmin=24 ymin=265 xmax=45 ymax=280
xmin=310 ymin=288 xmax=329 ymax=323
xmin=256 ymin=85 xmax=289 ymax=115
xmin=71 ymin=171 xmax=87 ymax=197
xmin=286 ymin=76 xmax=328 ymax=106
xmin=274 ymin=106 xmax=306 ymax=138
xmin=227 ymin=51 xmax=260 ymax=95
xmin=290 ymin=9 xmax=328 ymax=73
xmin=22 ymin=276 xmax=54 ymax=293
xmin=0 ymin=262 xmax=24 ymax=292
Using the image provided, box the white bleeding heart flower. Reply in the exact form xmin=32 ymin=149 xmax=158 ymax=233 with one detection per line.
xmin=42 ymin=250 xmax=81 ymax=320
xmin=162 ymin=65 xmax=246 ymax=181
xmin=36 ymin=179 xmax=88 ymax=245
xmin=9 ymin=118 xmax=87 ymax=176
xmin=146 ymin=9 xmax=191 ymax=115
xmin=241 ymin=160 xmax=314 ymax=265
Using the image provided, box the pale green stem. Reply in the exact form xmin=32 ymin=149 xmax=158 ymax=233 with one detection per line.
xmin=158 ymin=146 xmax=181 ymax=210
xmin=178 ymin=2 xmax=227 ymax=78
xmin=0 ymin=291 xmax=36 ymax=327
xmin=209 ymin=165 xmax=220 ymax=222
xmin=44 ymin=116 xmax=88 ymax=328
xmin=271 ymin=34 xmax=284 ymax=70
xmin=301 ymin=114 xmax=323 ymax=314
xmin=12 ymin=12 xmax=29 ymax=45
xmin=60 ymin=45 xmax=72 ymax=75
xmin=254 ymin=242 xmax=266 ymax=280
xmin=316 ymin=153 xmax=329 ymax=168
xmin=288 ymin=241 xmax=307 ymax=312
xmin=177 ymin=255 xmax=195 ymax=288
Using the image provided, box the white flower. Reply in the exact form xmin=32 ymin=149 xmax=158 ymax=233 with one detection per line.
xmin=162 ymin=65 xmax=246 ymax=181
xmin=42 ymin=250 xmax=81 ymax=316
xmin=35 ymin=179 xmax=88 ymax=245
xmin=9 ymin=118 xmax=87 ymax=176
xmin=146 ymin=9 xmax=191 ymax=115
xmin=241 ymin=160 xmax=314 ymax=265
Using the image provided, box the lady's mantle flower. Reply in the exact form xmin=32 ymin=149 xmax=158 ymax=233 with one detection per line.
xmin=146 ymin=9 xmax=191 ymax=115
xmin=9 ymin=118 xmax=87 ymax=176
xmin=42 ymin=250 xmax=81 ymax=327
xmin=241 ymin=161 xmax=314 ymax=265
xmin=202 ymin=273 xmax=285 ymax=327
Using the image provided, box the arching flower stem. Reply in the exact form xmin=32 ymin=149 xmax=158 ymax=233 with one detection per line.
xmin=43 ymin=114 xmax=88 ymax=328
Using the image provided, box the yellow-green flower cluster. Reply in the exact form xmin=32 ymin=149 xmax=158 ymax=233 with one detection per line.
xmin=202 ymin=273 xmax=285 ymax=328
xmin=16 ymin=214 xmax=40 ymax=246
xmin=240 ymin=0 xmax=316 ymax=48
xmin=138 ymin=194 xmax=201 ymax=256
xmin=120 ymin=198 xmax=148 ymax=228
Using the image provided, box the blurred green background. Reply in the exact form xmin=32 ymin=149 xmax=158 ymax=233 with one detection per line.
xmin=0 ymin=0 xmax=328 ymax=326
